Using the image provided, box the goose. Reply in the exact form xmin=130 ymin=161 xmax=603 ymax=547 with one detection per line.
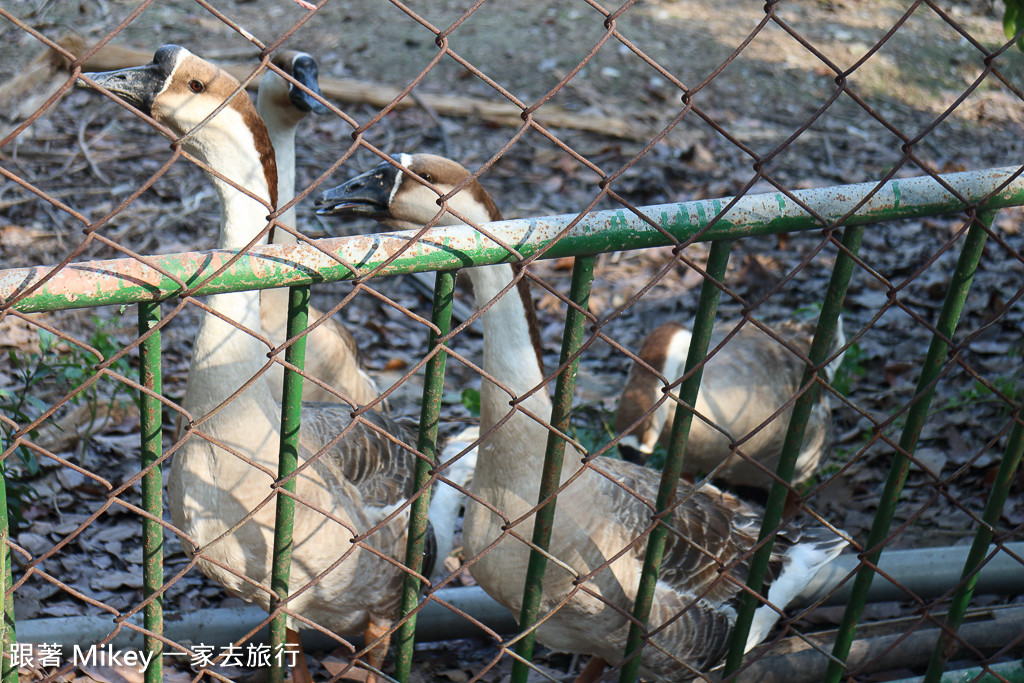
xmin=256 ymin=51 xmax=473 ymax=581
xmin=615 ymin=318 xmax=845 ymax=490
xmin=84 ymin=46 xmax=440 ymax=681
xmin=258 ymin=51 xmax=476 ymax=587
xmin=314 ymin=153 xmax=849 ymax=681
xmin=256 ymin=50 xmax=380 ymax=407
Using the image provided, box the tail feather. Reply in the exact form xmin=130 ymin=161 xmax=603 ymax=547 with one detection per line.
xmin=824 ymin=314 xmax=847 ymax=384
xmin=426 ymin=426 xmax=478 ymax=582
xmin=744 ymin=528 xmax=848 ymax=652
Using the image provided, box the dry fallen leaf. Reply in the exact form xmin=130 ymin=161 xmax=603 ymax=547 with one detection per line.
xmin=321 ymin=654 xmax=371 ymax=681
xmin=0 ymin=312 xmax=43 ymax=352
xmin=90 ymin=570 xmax=143 ymax=591
xmin=78 ymin=663 xmax=142 ymax=683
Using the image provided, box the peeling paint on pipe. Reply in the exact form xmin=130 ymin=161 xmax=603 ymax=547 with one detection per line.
xmin=2 ymin=167 xmax=1022 ymax=313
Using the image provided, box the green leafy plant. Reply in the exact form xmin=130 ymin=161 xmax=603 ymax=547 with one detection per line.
xmin=567 ymin=401 xmax=616 ymax=458
xmin=460 ymin=387 xmax=481 ymax=418
xmin=0 ymin=317 xmax=135 ymax=527
xmin=1006 ymin=0 xmax=1024 ymax=51
xmin=942 ymin=375 xmax=1022 ymax=416
xmin=831 ymin=341 xmax=866 ymax=397
xmin=1 ymin=329 xmax=66 ymax=527
xmin=66 ymin=317 xmax=138 ymax=446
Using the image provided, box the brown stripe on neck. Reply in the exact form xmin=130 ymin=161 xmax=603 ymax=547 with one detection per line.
xmin=511 ymin=262 xmax=545 ymax=376
xmin=243 ymin=105 xmax=278 ymax=210
xmin=471 ymin=178 xmax=502 ymax=224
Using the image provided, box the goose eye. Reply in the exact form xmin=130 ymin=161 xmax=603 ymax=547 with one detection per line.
xmin=188 ymin=80 xmax=205 ymax=93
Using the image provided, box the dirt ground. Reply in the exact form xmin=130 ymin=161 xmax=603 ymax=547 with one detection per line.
xmin=1 ymin=0 xmax=1023 ymax=681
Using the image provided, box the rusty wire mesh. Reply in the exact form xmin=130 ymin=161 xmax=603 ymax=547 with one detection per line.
xmin=1 ymin=1 xmax=1023 ymax=682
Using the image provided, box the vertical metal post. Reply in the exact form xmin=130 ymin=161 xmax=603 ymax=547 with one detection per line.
xmin=269 ymin=285 xmax=309 ymax=683
xmin=0 ymin=450 xmax=12 ymax=683
xmin=823 ymin=211 xmax=993 ymax=682
xmin=510 ymin=255 xmax=595 ymax=683
xmin=394 ymin=270 xmax=456 ymax=682
xmin=138 ymin=302 xmax=164 ymax=683
xmin=923 ymin=413 xmax=1024 ymax=680
xmin=723 ymin=224 xmax=864 ymax=674
xmin=619 ymin=241 xmax=733 ymax=683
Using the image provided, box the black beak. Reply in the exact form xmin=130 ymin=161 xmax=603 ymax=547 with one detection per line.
xmin=314 ymin=162 xmax=399 ymax=217
xmin=618 ymin=443 xmax=648 ymax=466
xmin=289 ymin=54 xmax=330 ymax=115
xmin=81 ymin=62 xmax=166 ymax=115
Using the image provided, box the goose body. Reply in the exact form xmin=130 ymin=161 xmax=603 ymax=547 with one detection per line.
xmin=616 ymin=319 xmax=845 ymax=489
xmin=315 ymin=153 xmax=848 ymax=680
xmin=256 ymin=50 xmax=379 ymax=407
xmin=84 ymin=47 xmax=429 ymax=670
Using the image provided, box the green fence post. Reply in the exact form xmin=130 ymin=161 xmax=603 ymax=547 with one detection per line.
xmin=823 ymin=211 xmax=994 ymax=682
xmin=0 ymin=454 xmax=12 ymax=683
xmin=619 ymin=240 xmax=733 ymax=683
xmin=510 ymin=255 xmax=596 ymax=683
xmin=394 ymin=270 xmax=456 ymax=682
xmin=138 ymin=302 xmax=164 ymax=683
xmin=923 ymin=413 xmax=1024 ymax=680
xmin=723 ymin=223 xmax=864 ymax=674
xmin=269 ymin=285 xmax=310 ymax=683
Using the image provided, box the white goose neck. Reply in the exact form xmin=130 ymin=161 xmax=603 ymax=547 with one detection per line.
xmin=172 ymin=106 xmax=275 ymax=252
xmin=181 ymin=118 xmax=276 ymax=423
xmin=257 ymin=90 xmax=300 ymax=243
xmin=267 ymin=125 xmax=298 ymax=241
xmin=467 ymin=263 xmax=548 ymax=425
xmin=214 ymin=179 xmax=273 ymax=251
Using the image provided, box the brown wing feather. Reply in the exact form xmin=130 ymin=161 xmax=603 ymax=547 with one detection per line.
xmin=297 ymin=405 xmax=419 ymax=510
xmin=600 ymin=457 xmax=787 ymax=611
xmin=599 ymin=457 xmax=805 ymax=676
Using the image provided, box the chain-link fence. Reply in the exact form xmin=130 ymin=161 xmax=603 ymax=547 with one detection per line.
xmin=1 ymin=1 xmax=1023 ymax=682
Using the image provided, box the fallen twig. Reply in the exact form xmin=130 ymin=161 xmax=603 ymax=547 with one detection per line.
xmin=71 ymin=42 xmax=651 ymax=140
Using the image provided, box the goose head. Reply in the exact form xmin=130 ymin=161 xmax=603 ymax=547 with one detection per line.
xmin=615 ymin=321 xmax=688 ymax=463
xmin=257 ymin=50 xmax=330 ymax=125
xmin=84 ymin=44 xmax=277 ymax=212
xmin=314 ymin=153 xmax=502 ymax=228
xmin=316 ymin=152 xmax=547 ymax=404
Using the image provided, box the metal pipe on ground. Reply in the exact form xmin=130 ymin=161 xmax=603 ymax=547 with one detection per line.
xmin=792 ymin=541 xmax=1024 ymax=608
xmin=17 ymin=543 xmax=1023 ymax=650
xmin=738 ymin=605 xmax=1024 ymax=683
xmin=19 ymin=586 xmax=515 ymax=652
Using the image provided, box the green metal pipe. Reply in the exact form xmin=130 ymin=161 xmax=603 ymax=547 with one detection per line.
xmin=823 ymin=211 xmax=994 ymax=682
xmin=619 ymin=240 xmax=733 ymax=683
xmin=394 ymin=270 xmax=456 ymax=682
xmin=268 ymin=285 xmax=309 ymax=683
xmin=510 ymin=255 xmax=596 ymax=683
xmin=895 ymin=660 xmax=1024 ymax=683
xmin=3 ymin=168 xmax=1022 ymax=314
xmin=723 ymin=224 xmax=865 ymax=674
xmin=923 ymin=415 xmax=1024 ymax=681
xmin=137 ymin=302 xmax=164 ymax=683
